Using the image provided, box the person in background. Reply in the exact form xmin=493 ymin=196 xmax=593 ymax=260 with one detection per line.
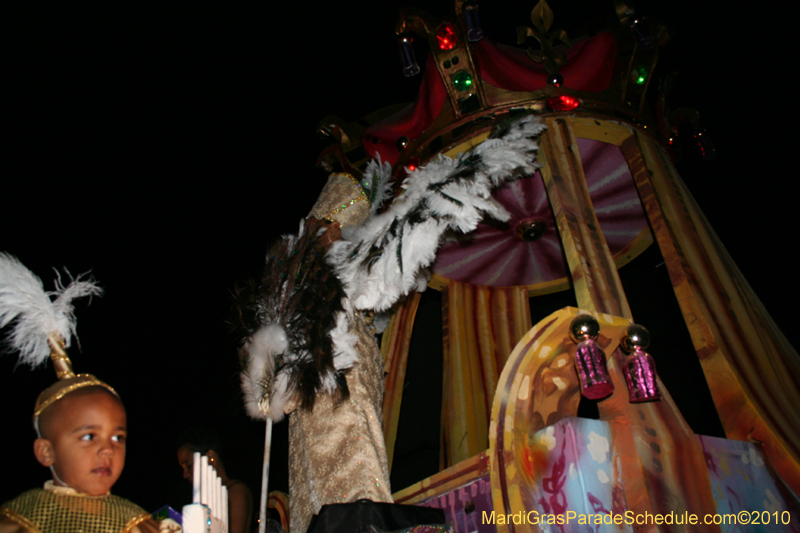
xmin=176 ymin=428 xmax=254 ymax=533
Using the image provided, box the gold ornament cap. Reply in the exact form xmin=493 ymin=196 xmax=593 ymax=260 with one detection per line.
xmin=308 ymin=173 xmax=370 ymax=228
xmin=33 ymin=334 xmax=118 ymax=419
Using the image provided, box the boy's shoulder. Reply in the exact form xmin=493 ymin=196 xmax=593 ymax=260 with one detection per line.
xmin=1 ymin=486 xmax=152 ymax=533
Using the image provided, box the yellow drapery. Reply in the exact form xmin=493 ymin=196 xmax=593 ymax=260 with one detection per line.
xmin=440 ymin=280 xmax=532 ymax=468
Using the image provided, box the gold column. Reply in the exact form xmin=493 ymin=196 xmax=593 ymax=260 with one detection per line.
xmin=629 ymin=131 xmax=800 ymax=494
xmin=539 ymin=117 xmax=719 ymax=530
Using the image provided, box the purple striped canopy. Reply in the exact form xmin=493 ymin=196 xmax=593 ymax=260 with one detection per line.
xmin=432 ymin=139 xmax=649 ymax=289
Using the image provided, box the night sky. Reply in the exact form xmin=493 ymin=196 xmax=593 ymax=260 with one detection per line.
xmin=3 ymin=0 xmax=798 ymax=514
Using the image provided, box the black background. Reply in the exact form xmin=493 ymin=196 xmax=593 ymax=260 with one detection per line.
xmin=3 ymin=0 xmax=798 ymax=513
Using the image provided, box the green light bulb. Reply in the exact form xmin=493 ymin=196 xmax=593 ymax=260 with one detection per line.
xmin=453 ymin=70 xmax=473 ymax=92
xmin=635 ymin=65 xmax=648 ymax=85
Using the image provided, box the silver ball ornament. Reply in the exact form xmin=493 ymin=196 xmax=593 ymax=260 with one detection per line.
xmin=622 ymin=324 xmax=650 ymax=353
xmin=570 ymin=315 xmax=600 ymax=343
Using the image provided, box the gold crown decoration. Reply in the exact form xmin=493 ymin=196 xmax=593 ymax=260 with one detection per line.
xmin=317 ymin=0 xmax=682 ymax=186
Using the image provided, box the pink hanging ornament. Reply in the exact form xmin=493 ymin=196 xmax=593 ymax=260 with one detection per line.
xmin=621 ymin=324 xmax=661 ymax=402
xmin=569 ymin=315 xmax=614 ymax=400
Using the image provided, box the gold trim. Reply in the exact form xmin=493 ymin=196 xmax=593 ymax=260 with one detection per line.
xmin=0 ymin=508 xmax=43 ymax=533
xmin=34 ymin=375 xmax=118 ymax=418
xmin=569 ymin=116 xmax=634 ymax=146
xmin=320 ymin=172 xmax=369 ymax=225
xmin=48 ymin=334 xmax=76 ymax=380
xmin=122 ymin=513 xmax=153 ymax=533
xmin=441 ymin=131 xmax=491 ymax=159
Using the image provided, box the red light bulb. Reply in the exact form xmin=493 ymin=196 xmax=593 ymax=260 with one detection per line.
xmin=546 ymin=95 xmax=580 ymax=111
xmin=436 ymin=23 xmax=457 ymax=51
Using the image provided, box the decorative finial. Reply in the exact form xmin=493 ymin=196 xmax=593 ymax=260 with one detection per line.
xmin=47 ymin=333 xmax=76 ymax=380
xmin=517 ymin=0 xmax=572 ymax=83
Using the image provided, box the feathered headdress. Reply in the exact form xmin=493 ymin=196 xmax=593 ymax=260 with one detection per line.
xmin=236 ymin=114 xmax=545 ymax=422
xmin=0 ymin=252 xmax=112 ymax=418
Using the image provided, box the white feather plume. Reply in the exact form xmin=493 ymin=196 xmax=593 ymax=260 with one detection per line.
xmin=361 ymin=155 xmax=395 ymax=216
xmin=329 ymin=306 xmax=359 ymax=372
xmin=328 ymin=115 xmax=545 ymax=312
xmin=241 ymin=324 xmax=289 ymax=422
xmin=0 ymin=252 xmax=102 ymax=367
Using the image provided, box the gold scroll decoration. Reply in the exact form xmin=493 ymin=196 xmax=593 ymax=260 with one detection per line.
xmin=627 ymin=129 xmax=800 ymax=494
xmin=537 ymin=117 xmax=720 ymax=531
xmin=440 ymin=281 xmax=532 ymax=469
xmin=382 ymin=292 xmax=423 ymax=473
xmin=488 ymin=307 xmax=633 ymax=533
xmin=266 ymin=491 xmax=290 ymax=533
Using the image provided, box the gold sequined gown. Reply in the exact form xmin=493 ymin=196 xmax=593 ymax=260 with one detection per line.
xmin=287 ymin=174 xmax=393 ymax=533
xmin=0 ymin=482 xmax=160 ymax=533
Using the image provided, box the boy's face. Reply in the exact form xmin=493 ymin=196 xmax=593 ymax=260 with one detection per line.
xmin=35 ymin=390 xmax=127 ymax=496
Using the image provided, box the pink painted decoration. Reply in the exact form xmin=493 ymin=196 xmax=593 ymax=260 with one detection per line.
xmin=431 ymin=140 xmax=648 ymax=290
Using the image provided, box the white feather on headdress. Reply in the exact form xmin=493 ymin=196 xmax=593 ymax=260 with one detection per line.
xmin=0 ymin=252 xmax=102 ymax=367
xmin=361 ymin=155 xmax=394 ymax=216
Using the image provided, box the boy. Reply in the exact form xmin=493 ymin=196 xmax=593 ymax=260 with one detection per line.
xmin=0 ymin=373 xmax=161 ymax=533
xmin=0 ymin=251 xmax=160 ymax=533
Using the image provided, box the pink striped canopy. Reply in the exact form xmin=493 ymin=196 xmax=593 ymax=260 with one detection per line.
xmin=432 ymin=139 xmax=648 ymax=289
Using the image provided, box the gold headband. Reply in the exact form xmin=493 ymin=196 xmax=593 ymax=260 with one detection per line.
xmin=33 ymin=334 xmax=118 ymax=419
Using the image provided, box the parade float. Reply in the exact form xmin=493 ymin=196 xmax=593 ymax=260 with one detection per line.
xmin=305 ymin=1 xmax=800 ymax=531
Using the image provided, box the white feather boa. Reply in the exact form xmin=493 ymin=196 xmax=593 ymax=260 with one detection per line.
xmin=328 ymin=115 xmax=545 ymax=311
xmin=361 ymin=156 xmax=394 ymax=217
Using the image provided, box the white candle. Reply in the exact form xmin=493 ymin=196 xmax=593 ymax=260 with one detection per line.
xmin=221 ymin=485 xmax=229 ymax=530
xmin=200 ymin=455 xmax=209 ymax=506
xmin=192 ymin=452 xmax=201 ymax=504
xmin=208 ymin=465 xmax=216 ymax=515
xmin=214 ymin=474 xmax=221 ymax=519
xmin=218 ymin=477 xmax=223 ymax=521
xmin=210 ymin=471 xmax=215 ymax=518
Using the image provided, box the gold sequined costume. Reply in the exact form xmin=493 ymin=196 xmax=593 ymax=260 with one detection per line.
xmin=286 ymin=173 xmax=393 ymax=533
xmin=0 ymin=482 xmax=159 ymax=533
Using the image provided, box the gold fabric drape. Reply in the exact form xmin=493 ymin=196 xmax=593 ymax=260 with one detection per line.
xmin=628 ymin=131 xmax=800 ymax=493
xmin=440 ymin=280 xmax=532 ymax=468
xmin=539 ymin=118 xmax=720 ymax=526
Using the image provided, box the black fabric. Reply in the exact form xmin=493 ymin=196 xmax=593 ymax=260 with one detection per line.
xmin=305 ymin=499 xmax=445 ymax=533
